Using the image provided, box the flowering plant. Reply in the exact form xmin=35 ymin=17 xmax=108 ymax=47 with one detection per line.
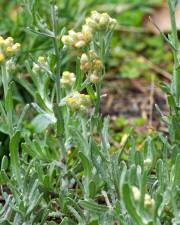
xmin=0 ymin=1 xmax=179 ymax=225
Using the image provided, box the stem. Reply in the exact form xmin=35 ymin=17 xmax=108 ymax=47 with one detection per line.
xmin=1 ymin=63 xmax=9 ymax=97
xmin=51 ymin=2 xmax=61 ymax=104
xmin=167 ymin=0 xmax=178 ymax=65
xmin=51 ymin=2 xmax=66 ymax=158
xmin=95 ymin=82 xmax=101 ymax=115
xmin=167 ymin=0 xmax=180 ymax=105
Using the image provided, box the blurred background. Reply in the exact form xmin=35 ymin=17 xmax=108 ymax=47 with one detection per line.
xmin=0 ymin=0 xmax=175 ymax=148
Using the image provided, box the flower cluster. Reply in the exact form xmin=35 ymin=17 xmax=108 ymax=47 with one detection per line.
xmin=65 ymin=91 xmax=91 ymax=112
xmin=80 ymin=50 xmax=102 ymax=72
xmin=32 ymin=56 xmax=47 ymax=73
xmin=132 ymin=186 xmax=155 ymax=209
xmin=86 ymin=11 xmax=117 ymax=30
xmin=61 ymin=11 xmax=117 ymax=48
xmin=61 ymin=28 xmax=92 ymax=48
xmin=60 ymin=71 xmax=76 ymax=88
xmin=132 ymin=186 xmax=141 ymax=202
xmin=144 ymin=158 xmax=152 ymax=167
xmin=80 ymin=50 xmax=103 ymax=83
xmin=144 ymin=193 xmax=155 ymax=209
xmin=0 ymin=36 xmax=21 ymax=64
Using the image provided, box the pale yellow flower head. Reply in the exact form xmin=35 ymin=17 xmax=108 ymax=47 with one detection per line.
xmin=61 ymin=71 xmax=76 ymax=87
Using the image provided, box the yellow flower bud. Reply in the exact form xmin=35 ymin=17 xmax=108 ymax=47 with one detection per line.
xmin=68 ymin=30 xmax=77 ymax=40
xmin=80 ymin=53 xmax=88 ymax=63
xmin=109 ymin=18 xmax=118 ymax=29
xmin=144 ymin=158 xmax=152 ymax=167
xmin=90 ymin=71 xmax=99 ymax=84
xmin=93 ymin=59 xmax=103 ymax=70
xmin=132 ymin=186 xmax=141 ymax=202
xmin=91 ymin=11 xmax=101 ymax=22
xmin=61 ymin=71 xmax=76 ymax=87
xmin=32 ymin=63 xmax=40 ymax=73
xmin=80 ymin=53 xmax=89 ymax=72
xmin=99 ymin=13 xmax=110 ymax=27
xmin=76 ymin=32 xmax=84 ymax=40
xmin=4 ymin=37 xmax=14 ymax=46
xmin=85 ymin=17 xmax=97 ymax=29
xmin=65 ymin=97 xmax=77 ymax=105
xmin=144 ymin=194 xmax=155 ymax=209
xmin=88 ymin=50 xmax=97 ymax=59
xmin=38 ymin=56 xmax=46 ymax=64
xmin=6 ymin=46 xmax=13 ymax=54
xmin=82 ymin=25 xmax=93 ymax=42
xmin=12 ymin=43 xmax=21 ymax=52
xmin=61 ymin=35 xmax=74 ymax=46
xmin=74 ymin=40 xmax=86 ymax=48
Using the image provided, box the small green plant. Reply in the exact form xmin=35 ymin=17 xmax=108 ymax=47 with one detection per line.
xmin=0 ymin=0 xmax=179 ymax=225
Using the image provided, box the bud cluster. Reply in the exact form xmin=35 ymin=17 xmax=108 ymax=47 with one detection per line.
xmin=60 ymin=71 xmax=76 ymax=88
xmin=65 ymin=91 xmax=91 ymax=112
xmin=132 ymin=186 xmax=155 ymax=209
xmin=144 ymin=158 xmax=152 ymax=167
xmin=80 ymin=50 xmax=103 ymax=83
xmin=0 ymin=36 xmax=21 ymax=64
xmin=80 ymin=50 xmax=102 ymax=72
xmin=32 ymin=56 xmax=47 ymax=73
xmin=61 ymin=11 xmax=117 ymax=48
xmin=86 ymin=11 xmax=117 ymax=31
xmin=144 ymin=193 xmax=155 ymax=209
xmin=61 ymin=27 xmax=93 ymax=49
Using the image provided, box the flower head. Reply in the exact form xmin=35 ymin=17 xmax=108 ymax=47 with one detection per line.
xmin=144 ymin=194 xmax=155 ymax=209
xmin=0 ymin=36 xmax=21 ymax=62
xmin=60 ymin=71 xmax=76 ymax=88
xmin=132 ymin=186 xmax=141 ymax=202
xmin=65 ymin=91 xmax=91 ymax=112
xmin=90 ymin=71 xmax=99 ymax=83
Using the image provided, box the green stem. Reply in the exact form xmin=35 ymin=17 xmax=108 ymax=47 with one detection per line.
xmin=167 ymin=0 xmax=178 ymax=65
xmin=51 ymin=3 xmax=61 ymax=104
xmin=95 ymin=82 xmax=101 ymax=116
xmin=51 ymin=2 xmax=66 ymax=158
xmin=1 ymin=63 xmax=9 ymax=97
xmin=167 ymin=0 xmax=180 ymax=104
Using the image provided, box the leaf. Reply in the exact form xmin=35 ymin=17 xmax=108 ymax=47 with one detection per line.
xmin=5 ymin=85 xmax=13 ymax=135
xmin=53 ymin=104 xmax=64 ymax=137
xmin=173 ymin=153 xmax=180 ymax=187
xmin=31 ymin=113 xmax=54 ymax=133
xmin=122 ymin=183 xmax=147 ymax=225
xmin=79 ymin=151 xmax=92 ymax=178
xmin=17 ymin=104 xmax=30 ymax=130
xmin=101 ymin=117 xmax=110 ymax=155
xmin=67 ymin=205 xmax=84 ymax=224
xmin=86 ymin=84 xmax=96 ymax=100
xmin=75 ymin=57 xmax=83 ymax=91
xmin=26 ymin=191 xmax=43 ymax=215
xmin=60 ymin=218 xmax=76 ymax=225
xmin=79 ymin=200 xmax=108 ymax=214
xmin=89 ymin=180 xmax=96 ymax=198
xmin=156 ymin=159 xmax=164 ymax=192
xmin=15 ymin=77 xmax=35 ymax=97
xmin=9 ymin=131 xmax=21 ymax=187
xmin=0 ymin=170 xmax=10 ymax=185
xmin=175 ymin=65 xmax=180 ymax=105
xmin=35 ymin=92 xmax=51 ymax=113
xmin=1 ymin=156 xmax=8 ymax=171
